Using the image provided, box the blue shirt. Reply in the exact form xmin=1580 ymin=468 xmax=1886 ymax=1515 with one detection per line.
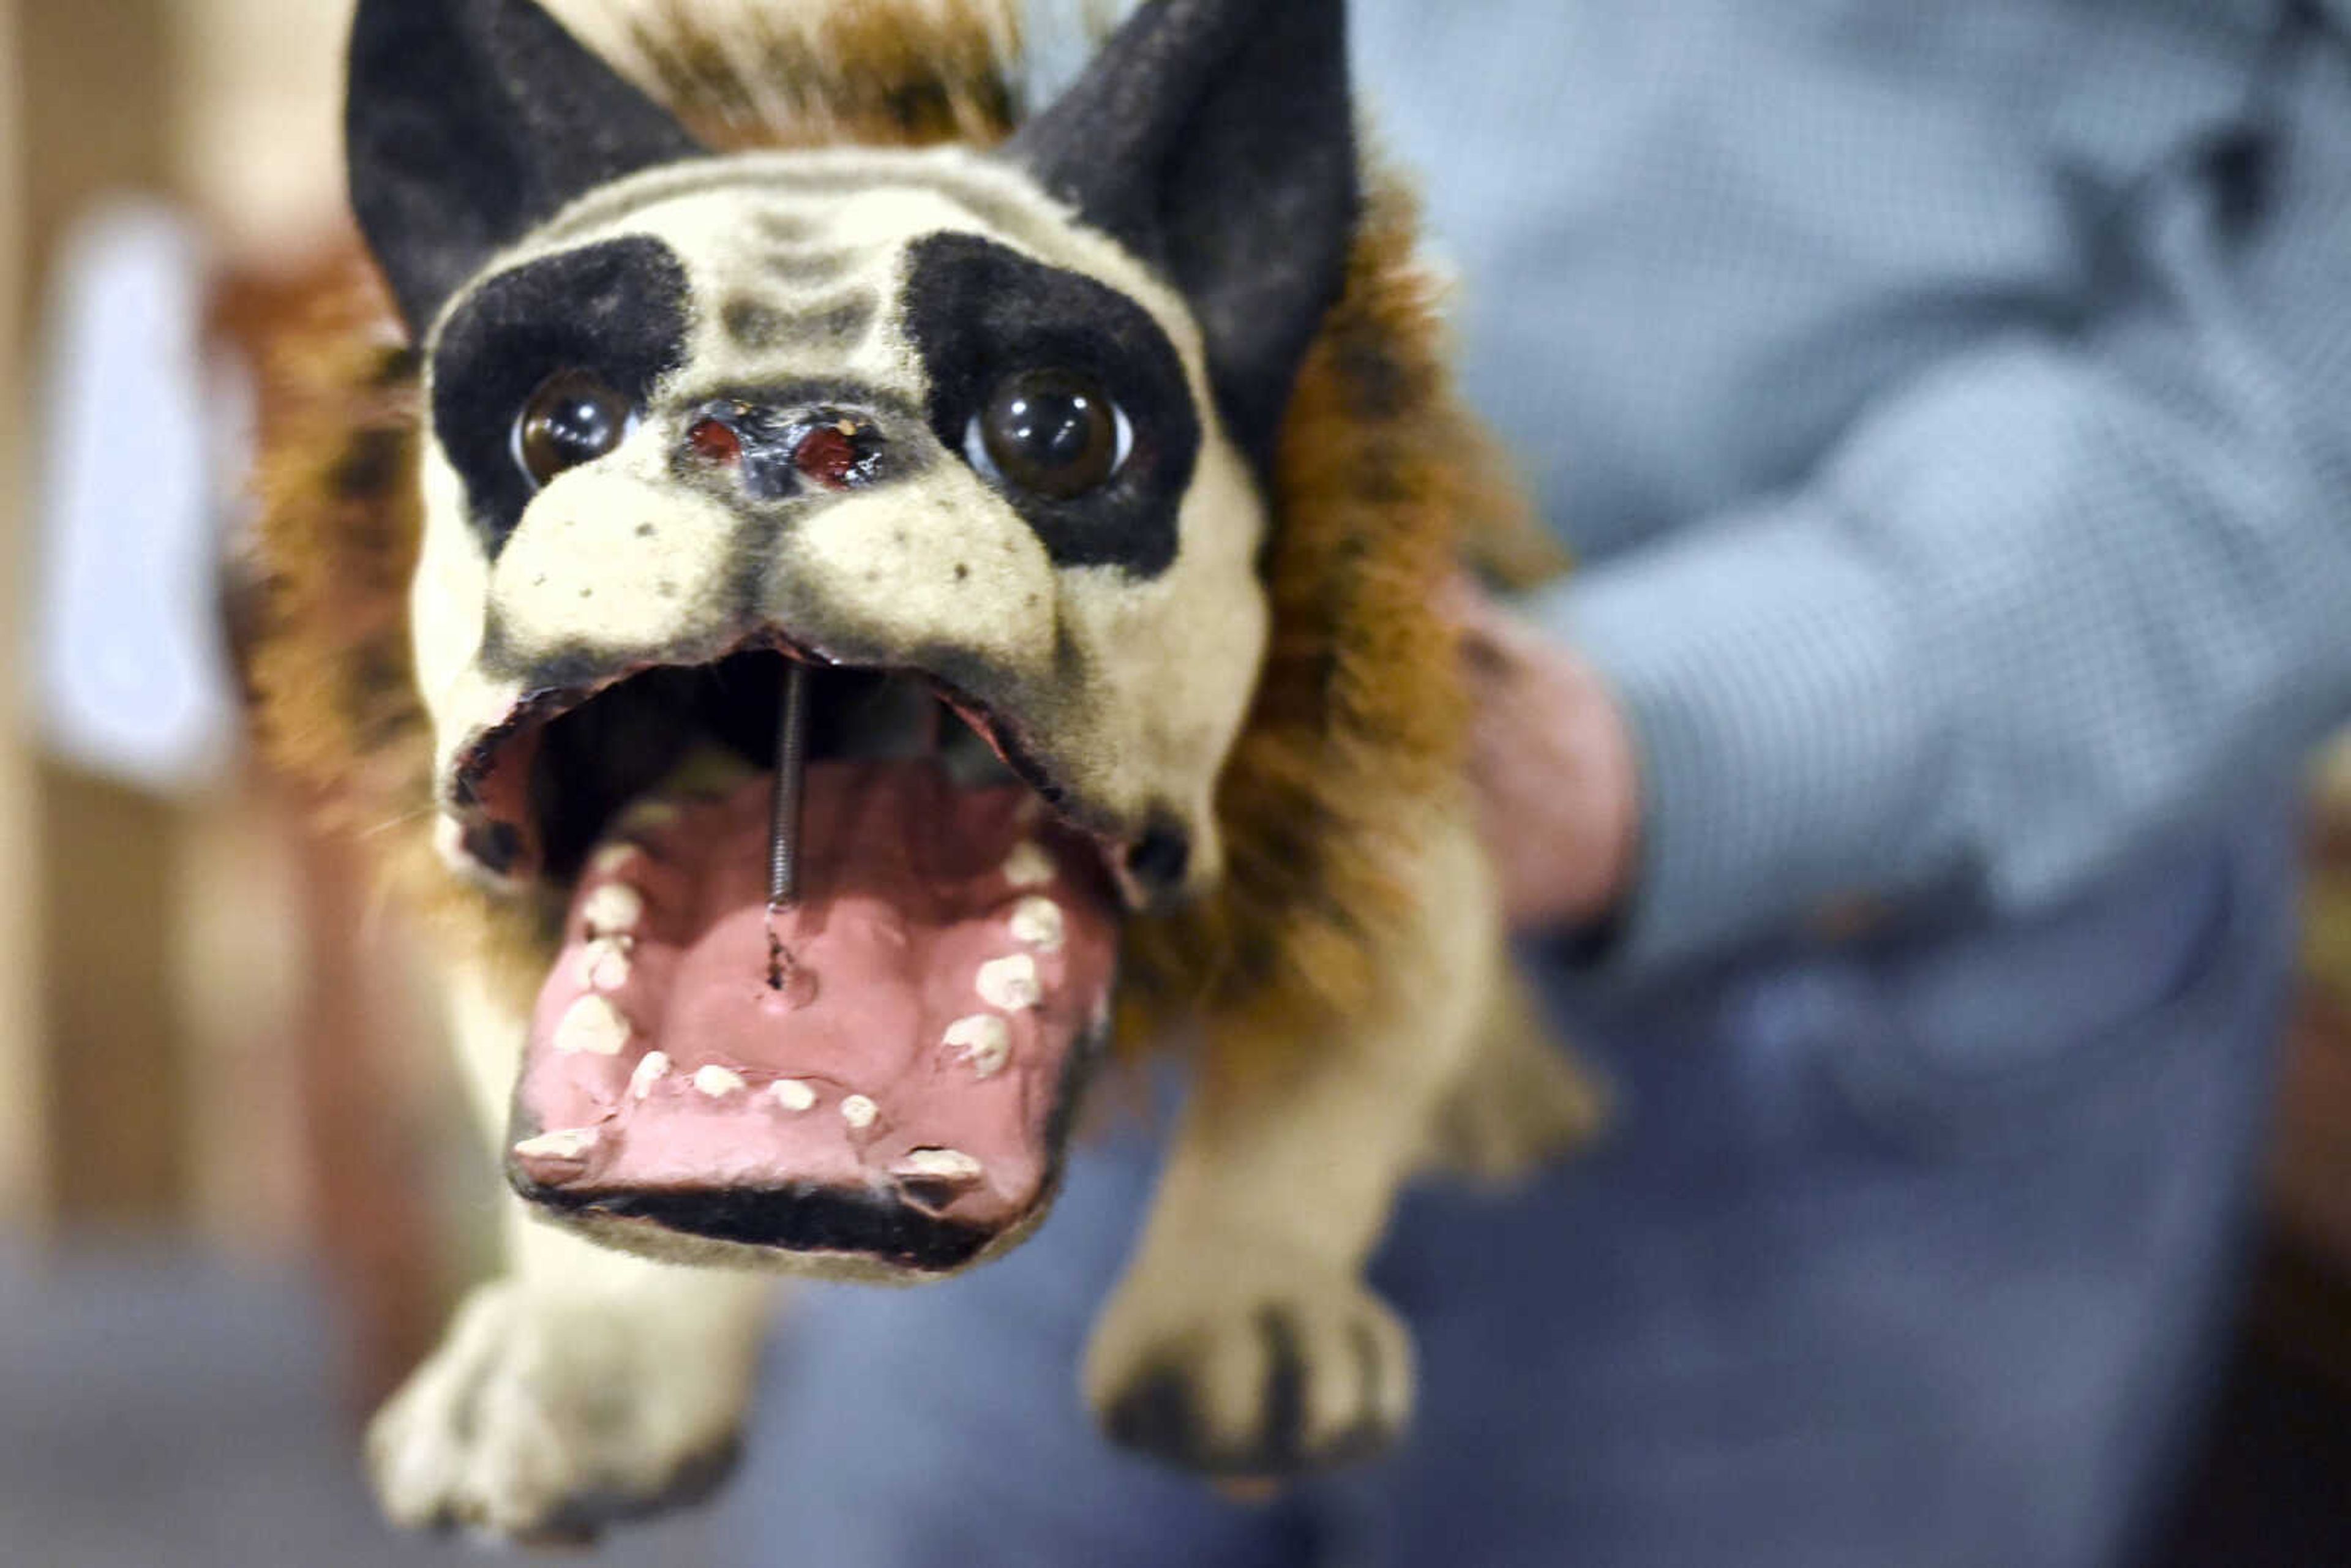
xmin=1355 ymin=0 xmax=2351 ymax=968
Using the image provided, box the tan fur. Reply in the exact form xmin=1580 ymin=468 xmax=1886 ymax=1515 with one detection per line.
xmin=1120 ymin=171 xmax=1553 ymax=1067
xmin=617 ymin=0 xmax=1024 ymax=151
xmin=246 ymin=264 xmax=553 ymax=1015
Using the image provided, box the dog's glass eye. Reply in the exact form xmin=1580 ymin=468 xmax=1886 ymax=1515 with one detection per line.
xmin=966 ymin=370 xmax=1131 ymax=500
xmin=514 ymin=370 xmax=633 ymax=489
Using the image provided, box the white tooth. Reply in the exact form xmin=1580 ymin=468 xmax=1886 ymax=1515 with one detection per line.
xmin=841 ymin=1095 xmax=880 ymax=1131
xmin=553 ymin=995 xmax=632 ymax=1057
xmin=582 ymin=883 xmax=645 ymax=937
xmin=1001 ymin=841 xmax=1055 ymax=890
xmin=590 ymin=843 xmax=645 ymax=877
xmin=771 ymin=1079 xmax=818 ymax=1113
xmin=622 ymin=800 xmax=682 ymax=832
xmin=628 ymin=1051 xmax=672 ymax=1100
xmin=580 ymin=937 xmax=634 ymax=992
xmin=1009 ymin=896 xmax=1065 ymax=953
xmin=977 ymin=955 xmax=1043 ymax=1012
xmin=894 ymin=1148 xmax=984 ymax=1184
xmin=513 ymin=1127 xmax=599 ymax=1161
xmin=694 ymin=1065 xmax=748 ymax=1098
xmin=944 ymin=1015 xmax=1012 ymax=1078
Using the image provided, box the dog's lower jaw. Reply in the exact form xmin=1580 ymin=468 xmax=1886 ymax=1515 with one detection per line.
xmin=1084 ymin=808 xmax=1510 ymax=1479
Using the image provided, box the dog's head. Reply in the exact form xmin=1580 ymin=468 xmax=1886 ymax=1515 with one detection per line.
xmin=347 ymin=0 xmax=1357 ymax=1276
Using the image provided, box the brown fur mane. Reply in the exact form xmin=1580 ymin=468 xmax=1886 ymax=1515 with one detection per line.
xmin=247 ymin=0 xmax=1547 ymax=1046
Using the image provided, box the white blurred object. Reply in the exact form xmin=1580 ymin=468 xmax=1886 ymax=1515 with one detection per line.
xmin=31 ymin=199 xmax=242 ymax=794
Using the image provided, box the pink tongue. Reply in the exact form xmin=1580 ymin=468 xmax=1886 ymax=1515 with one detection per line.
xmin=509 ymin=759 xmax=1117 ymax=1258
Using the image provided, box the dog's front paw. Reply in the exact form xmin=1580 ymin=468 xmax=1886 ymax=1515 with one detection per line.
xmin=1084 ymin=1266 xmax=1414 ymax=1480
xmin=367 ymin=1281 xmax=744 ymax=1544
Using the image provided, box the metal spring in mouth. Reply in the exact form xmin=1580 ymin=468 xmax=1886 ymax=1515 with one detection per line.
xmin=767 ymin=662 xmax=813 ymax=991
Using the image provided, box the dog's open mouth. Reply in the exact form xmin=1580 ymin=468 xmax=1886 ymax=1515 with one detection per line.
xmin=457 ymin=648 xmax=1122 ymax=1277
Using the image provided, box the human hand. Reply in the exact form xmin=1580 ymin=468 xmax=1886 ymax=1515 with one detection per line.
xmin=1445 ymin=577 xmax=1643 ymax=931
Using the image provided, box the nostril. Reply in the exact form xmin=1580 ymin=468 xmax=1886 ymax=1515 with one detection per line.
xmin=683 ymin=402 xmax=887 ymax=497
xmin=688 ymin=416 xmax=744 ymax=465
xmin=792 ymin=421 xmax=870 ymax=492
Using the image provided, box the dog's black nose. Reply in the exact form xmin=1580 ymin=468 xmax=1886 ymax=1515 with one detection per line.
xmin=681 ymin=399 xmax=891 ymax=500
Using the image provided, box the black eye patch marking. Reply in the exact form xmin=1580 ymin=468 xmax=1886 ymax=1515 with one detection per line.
xmin=431 ymin=236 xmax=692 ymax=558
xmin=901 ymin=233 xmax=1201 ymax=579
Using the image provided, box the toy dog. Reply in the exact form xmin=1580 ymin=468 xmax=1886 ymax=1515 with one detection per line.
xmin=249 ymin=0 xmax=1597 ymax=1539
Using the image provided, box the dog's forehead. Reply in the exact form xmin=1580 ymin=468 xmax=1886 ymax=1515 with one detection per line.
xmin=454 ymin=145 xmax=1206 ymax=394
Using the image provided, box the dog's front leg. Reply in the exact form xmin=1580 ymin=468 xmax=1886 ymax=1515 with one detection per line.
xmin=367 ymin=966 xmax=774 ymax=1543
xmin=1086 ymin=815 xmax=1498 ymax=1480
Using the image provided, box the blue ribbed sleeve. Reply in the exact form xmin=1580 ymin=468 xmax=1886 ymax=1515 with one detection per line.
xmin=1532 ymin=31 xmax=2351 ymax=970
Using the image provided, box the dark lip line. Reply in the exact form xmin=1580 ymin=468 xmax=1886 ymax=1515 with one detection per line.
xmin=447 ymin=629 xmax=1119 ymax=885
xmin=506 ymin=1010 xmax=1113 ymax=1276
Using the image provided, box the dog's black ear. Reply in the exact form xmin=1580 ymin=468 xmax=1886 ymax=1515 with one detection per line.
xmin=1005 ymin=0 xmax=1357 ymax=469
xmin=347 ymin=0 xmax=707 ymax=336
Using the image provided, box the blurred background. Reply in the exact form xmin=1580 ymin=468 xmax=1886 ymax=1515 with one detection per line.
xmin=1 ymin=0 xmax=2350 ymax=1563
xmin=0 ymin=1 xmax=776 ymax=1561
